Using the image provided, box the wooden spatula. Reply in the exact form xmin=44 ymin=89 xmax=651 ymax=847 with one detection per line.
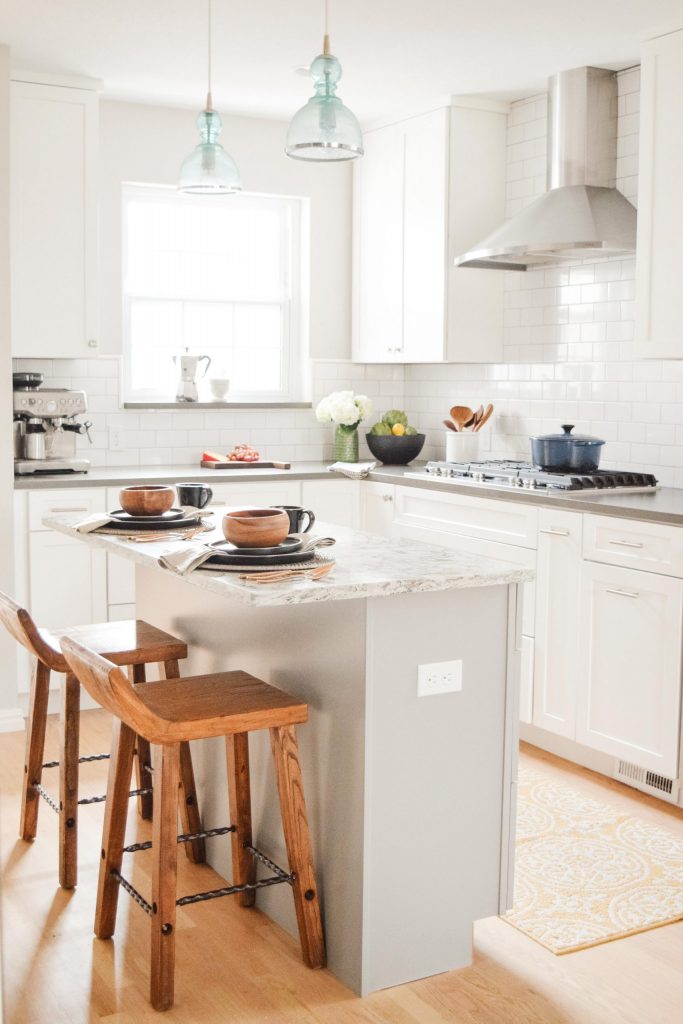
xmin=449 ymin=406 xmax=474 ymax=430
xmin=474 ymin=403 xmax=494 ymax=432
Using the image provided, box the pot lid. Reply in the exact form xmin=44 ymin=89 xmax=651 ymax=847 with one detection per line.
xmin=531 ymin=424 xmax=605 ymax=445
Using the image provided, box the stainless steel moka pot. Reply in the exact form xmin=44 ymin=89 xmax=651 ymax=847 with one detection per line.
xmin=13 ymin=373 xmax=93 ymax=475
xmin=173 ymin=349 xmax=211 ymax=402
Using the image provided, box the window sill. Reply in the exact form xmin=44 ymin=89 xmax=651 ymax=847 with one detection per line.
xmin=123 ymin=401 xmax=313 ymax=410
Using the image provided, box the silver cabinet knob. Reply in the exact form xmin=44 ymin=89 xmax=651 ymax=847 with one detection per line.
xmin=87 ymin=338 xmax=98 ymax=348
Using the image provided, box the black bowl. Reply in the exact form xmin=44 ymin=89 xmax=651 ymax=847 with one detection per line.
xmin=365 ymin=432 xmax=425 ymax=465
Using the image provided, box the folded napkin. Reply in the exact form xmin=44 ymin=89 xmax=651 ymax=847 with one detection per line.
xmin=158 ymin=543 xmax=215 ymax=576
xmin=327 ymin=461 xmax=376 ymax=480
xmin=75 ymin=512 xmax=120 ymax=533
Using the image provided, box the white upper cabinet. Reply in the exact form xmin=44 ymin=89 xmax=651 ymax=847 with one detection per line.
xmin=635 ymin=29 xmax=683 ymax=358
xmin=10 ymin=75 xmax=99 ymax=358
xmin=352 ymin=102 xmax=507 ymax=364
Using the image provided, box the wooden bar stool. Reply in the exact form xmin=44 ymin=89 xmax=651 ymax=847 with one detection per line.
xmin=62 ymin=635 xmax=326 ymax=1012
xmin=0 ymin=592 xmax=206 ymax=889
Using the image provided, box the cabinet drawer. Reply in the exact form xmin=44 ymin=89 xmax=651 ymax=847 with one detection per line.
xmin=583 ymin=514 xmax=683 ymax=578
xmin=204 ymin=480 xmax=302 ymax=509
xmin=28 ymin=487 xmax=106 ymax=531
xmin=394 ymin=486 xmax=538 ymax=548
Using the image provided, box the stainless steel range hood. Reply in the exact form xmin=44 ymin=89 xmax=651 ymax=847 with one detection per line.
xmin=454 ymin=66 xmax=637 ymax=271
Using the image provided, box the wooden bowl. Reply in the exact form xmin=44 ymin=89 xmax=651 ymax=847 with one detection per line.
xmin=119 ymin=484 xmax=175 ymax=517
xmin=222 ymin=508 xmax=290 ymax=548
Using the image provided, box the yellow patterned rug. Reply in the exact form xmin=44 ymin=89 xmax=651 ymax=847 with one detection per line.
xmin=504 ymin=766 xmax=683 ymax=954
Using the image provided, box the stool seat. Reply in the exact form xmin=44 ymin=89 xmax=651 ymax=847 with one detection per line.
xmin=41 ymin=619 xmax=188 ymax=673
xmin=136 ymin=670 xmax=307 ymax=740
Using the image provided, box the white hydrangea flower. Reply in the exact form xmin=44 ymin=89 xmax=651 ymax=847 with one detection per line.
xmin=316 ymin=390 xmax=373 ymax=427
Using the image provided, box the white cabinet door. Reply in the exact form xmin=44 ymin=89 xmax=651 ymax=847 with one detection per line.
xmin=29 ymin=532 xmax=107 ymax=631
xmin=402 ymin=108 xmax=448 ymax=362
xmin=636 ymin=28 xmax=683 ymax=358
xmin=533 ymin=509 xmax=582 ymax=739
xmin=301 ymin=479 xmax=360 ymax=530
xmin=360 ymin=481 xmax=396 ymax=536
xmin=576 ymin=561 xmax=683 ymax=777
xmin=352 ymin=122 xmax=404 ymax=362
xmin=11 ymin=81 xmax=98 ymax=357
xmin=106 ymin=486 xmax=136 ymax=608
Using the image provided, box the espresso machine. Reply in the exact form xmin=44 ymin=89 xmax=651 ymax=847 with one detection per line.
xmin=13 ymin=372 xmax=93 ymax=475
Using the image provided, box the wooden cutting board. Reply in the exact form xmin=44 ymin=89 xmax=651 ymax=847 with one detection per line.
xmin=200 ymin=460 xmax=292 ymax=470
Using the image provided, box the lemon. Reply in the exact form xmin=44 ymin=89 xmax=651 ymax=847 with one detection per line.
xmin=391 ymin=423 xmax=405 ymax=436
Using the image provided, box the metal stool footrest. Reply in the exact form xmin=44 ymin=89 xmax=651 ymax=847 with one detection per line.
xmin=113 ymin=830 xmax=294 ymax=914
xmin=32 ymin=783 xmax=152 ymax=812
xmin=41 ymin=752 xmax=110 ymax=770
xmin=122 ymin=824 xmax=236 ymax=855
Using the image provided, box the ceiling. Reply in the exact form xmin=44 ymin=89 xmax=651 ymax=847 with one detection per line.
xmin=0 ymin=1 xmax=681 ymax=123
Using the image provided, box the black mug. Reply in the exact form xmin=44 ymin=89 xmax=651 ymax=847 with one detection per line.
xmin=273 ymin=505 xmax=315 ymax=534
xmin=176 ymin=482 xmax=213 ymax=509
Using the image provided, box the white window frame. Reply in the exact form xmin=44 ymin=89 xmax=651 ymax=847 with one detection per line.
xmin=121 ymin=182 xmax=310 ymax=403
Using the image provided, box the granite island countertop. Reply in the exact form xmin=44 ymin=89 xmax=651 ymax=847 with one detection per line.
xmin=43 ymin=511 xmax=533 ymax=608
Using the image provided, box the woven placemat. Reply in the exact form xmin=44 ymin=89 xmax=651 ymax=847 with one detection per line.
xmin=93 ymin=521 xmax=213 ymax=539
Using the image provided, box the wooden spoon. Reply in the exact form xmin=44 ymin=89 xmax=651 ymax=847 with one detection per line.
xmin=474 ymin=403 xmax=494 ymax=432
xmin=449 ymin=405 xmax=474 ymax=430
xmin=443 ymin=419 xmax=458 ymax=432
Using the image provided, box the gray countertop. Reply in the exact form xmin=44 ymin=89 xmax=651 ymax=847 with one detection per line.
xmin=15 ymin=461 xmax=683 ymax=527
xmin=44 ymin=512 xmax=532 ymax=607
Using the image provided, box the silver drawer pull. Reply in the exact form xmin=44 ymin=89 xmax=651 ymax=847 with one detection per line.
xmin=608 ymin=539 xmax=644 ymax=549
xmin=606 ymin=587 xmax=639 ymax=599
xmin=49 ymin=505 xmax=89 ymax=513
xmin=381 ymin=494 xmax=393 ymax=502
xmin=539 ymin=528 xmax=570 ymax=537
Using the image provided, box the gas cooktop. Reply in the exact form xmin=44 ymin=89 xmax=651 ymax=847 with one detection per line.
xmin=407 ymin=460 xmax=659 ymax=493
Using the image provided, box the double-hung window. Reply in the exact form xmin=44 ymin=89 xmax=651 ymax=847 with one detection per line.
xmin=122 ymin=183 xmax=308 ymax=403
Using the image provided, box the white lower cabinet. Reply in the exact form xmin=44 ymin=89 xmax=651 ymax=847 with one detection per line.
xmin=301 ymin=479 xmax=360 ymax=530
xmin=532 ymin=509 xmax=582 ymax=739
xmin=360 ymin=481 xmax=396 ymax=535
xmin=576 ymin=561 xmax=683 ymax=777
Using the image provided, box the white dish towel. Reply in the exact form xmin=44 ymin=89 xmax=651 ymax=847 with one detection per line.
xmin=327 ymin=461 xmax=376 ymax=480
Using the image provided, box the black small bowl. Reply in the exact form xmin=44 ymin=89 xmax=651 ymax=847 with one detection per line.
xmin=365 ymin=432 xmax=426 ymax=465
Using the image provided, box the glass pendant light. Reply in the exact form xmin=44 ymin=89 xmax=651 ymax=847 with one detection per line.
xmin=285 ymin=0 xmax=363 ymax=161
xmin=179 ymin=0 xmax=242 ymax=193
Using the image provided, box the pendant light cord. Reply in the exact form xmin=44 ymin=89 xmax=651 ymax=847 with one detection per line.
xmin=206 ymin=0 xmax=213 ymax=110
xmin=323 ymin=0 xmax=330 ymax=55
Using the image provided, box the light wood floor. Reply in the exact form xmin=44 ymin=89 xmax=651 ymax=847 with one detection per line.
xmin=1 ymin=712 xmax=683 ymax=1023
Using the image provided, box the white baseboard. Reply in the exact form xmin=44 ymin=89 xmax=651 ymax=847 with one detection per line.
xmin=0 ymin=707 xmax=25 ymax=734
xmin=520 ymin=722 xmax=683 ymax=808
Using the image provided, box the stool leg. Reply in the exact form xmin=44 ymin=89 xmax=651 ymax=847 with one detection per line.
xmin=151 ymin=743 xmax=180 ymax=1012
xmin=20 ymin=659 xmax=50 ymax=842
xmin=59 ymin=671 xmax=80 ymax=889
xmin=226 ymin=732 xmax=256 ymax=907
xmin=269 ymin=725 xmax=326 ymax=969
xmin=95 ymin=719 xmax=136 ymax=940
xmin=163 ymin=659 xmax=205 ymax=864
xmin=132 ymin=664 xmax=154 ymax=821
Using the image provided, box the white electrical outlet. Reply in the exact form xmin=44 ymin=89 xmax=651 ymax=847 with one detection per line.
xmin=109 ymin=426 xmax=124 ymax=451
xmin=417 ymin=660 xmax=463 ymax=697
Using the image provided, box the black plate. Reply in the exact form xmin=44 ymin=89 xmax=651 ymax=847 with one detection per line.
xmin=210 ymin=536 xmax=303 ymax=558
xmin=206 ymin=546 xmax=316 ymax=567
xmin=109 ymin=508 xmax=186 ymax=524
xmin=105 ymin=510 xmax=203 ymax=531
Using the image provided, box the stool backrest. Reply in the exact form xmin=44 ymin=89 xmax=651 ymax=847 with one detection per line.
xmin=61 ymin=635 xmax=166 ymax=743
xmin=0 ymin=590 xmax=63 ymax=669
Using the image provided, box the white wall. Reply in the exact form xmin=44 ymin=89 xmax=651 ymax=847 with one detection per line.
xmin=99 ymin=100 xmax=352 ymax=361
xmin=405 ymin=67 xmax=683 ymax=485
xmin=0 ymin=44 xmax=19 ymax=726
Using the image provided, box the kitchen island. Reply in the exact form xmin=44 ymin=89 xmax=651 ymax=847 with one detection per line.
xmin=45 ymin=511 xmax=532 ymax=996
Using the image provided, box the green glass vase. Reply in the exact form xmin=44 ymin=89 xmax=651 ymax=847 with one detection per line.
xmin=334 ymin=423 xmax=359 ymax=462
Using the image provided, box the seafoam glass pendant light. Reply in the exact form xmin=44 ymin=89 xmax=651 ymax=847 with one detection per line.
xmin=178 ymin=0 xmax=242 ymax=193
xmin=285 ymin=0 xmax=363 ymax=161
